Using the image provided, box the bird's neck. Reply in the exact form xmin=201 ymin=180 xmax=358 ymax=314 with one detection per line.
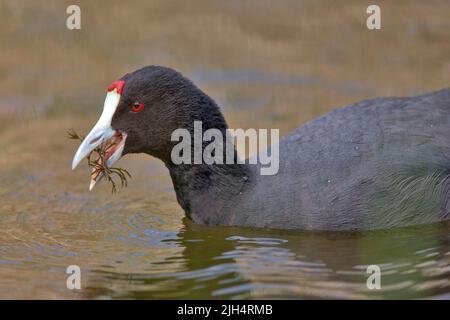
xmin=165 ymin=161 xmax=251 ymax=225
xmin=154 ymin=89 xmax=253 ymax=224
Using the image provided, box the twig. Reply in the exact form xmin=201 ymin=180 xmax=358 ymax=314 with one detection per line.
xmin=68 ymin=129 xmax=131 ymax=193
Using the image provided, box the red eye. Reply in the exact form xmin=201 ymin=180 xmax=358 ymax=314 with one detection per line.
xmin=132 ymin=102 xmax=144 ymax=113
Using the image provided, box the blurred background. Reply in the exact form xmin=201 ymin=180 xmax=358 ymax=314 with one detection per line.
xmin=0 ymin=0 xmax=449 ymax=299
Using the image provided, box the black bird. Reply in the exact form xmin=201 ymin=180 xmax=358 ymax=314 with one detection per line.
xmin=72 ymin=66 xmax=450 ymax=230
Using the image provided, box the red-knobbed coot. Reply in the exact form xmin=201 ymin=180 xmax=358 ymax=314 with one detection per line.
xmin=72 ymin=66 xmax=450 ymax=230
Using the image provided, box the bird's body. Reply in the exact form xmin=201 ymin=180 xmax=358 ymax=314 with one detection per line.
xmin=72 ymin=66 xmax=450 ymax=231
xmin=226 ymin=89 xmax=450 ymax=230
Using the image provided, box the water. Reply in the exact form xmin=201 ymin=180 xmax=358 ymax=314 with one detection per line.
xmin=90 ymin=223 xmax=450 ymax=300
xmin=1 ymin=149 xmax=449 ymax=299
xmin=1 ymin=182 xmax=450 ymax=299
xmin=1 ymin=0 xmax=450 ymax=299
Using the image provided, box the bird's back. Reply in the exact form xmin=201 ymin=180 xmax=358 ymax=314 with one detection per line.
xmin=231 ymin=88 xmax=450 ymax=230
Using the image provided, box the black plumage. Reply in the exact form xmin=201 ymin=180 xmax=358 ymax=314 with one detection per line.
xmin=107 ymin=66 xmax=450 ymax=230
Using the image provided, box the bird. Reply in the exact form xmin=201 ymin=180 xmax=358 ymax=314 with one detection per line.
xmin=72 ymin=66 xmax=450 ymax=231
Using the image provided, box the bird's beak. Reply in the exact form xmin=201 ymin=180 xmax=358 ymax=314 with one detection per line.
xmin=72 ymin=88 xmax=127 ymax=191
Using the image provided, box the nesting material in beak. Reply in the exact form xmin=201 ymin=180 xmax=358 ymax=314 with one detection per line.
xmin=88 ymin=131 xmax=127 ymax=190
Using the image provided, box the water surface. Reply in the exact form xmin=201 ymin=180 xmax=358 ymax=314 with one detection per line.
xmin=1 ymin=0 xmax=450 ymax=299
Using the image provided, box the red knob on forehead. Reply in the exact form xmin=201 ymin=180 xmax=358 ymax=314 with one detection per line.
xmin=107 ymin=80 xmax=125 ymax=95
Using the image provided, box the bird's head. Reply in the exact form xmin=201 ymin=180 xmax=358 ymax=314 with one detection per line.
xmin=72 ymin=66 xmax=226 ymax=190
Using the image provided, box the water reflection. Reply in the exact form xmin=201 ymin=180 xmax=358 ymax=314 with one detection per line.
xmin=85 ymin=220 xmax=450 ymax=299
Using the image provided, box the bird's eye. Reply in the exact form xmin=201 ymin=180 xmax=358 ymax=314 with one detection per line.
xmin=132 ymin=102 xmax=144 ymax=113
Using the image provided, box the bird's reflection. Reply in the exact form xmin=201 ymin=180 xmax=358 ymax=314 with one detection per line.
xmin=85 ymin=218 xmax=450 ymax=299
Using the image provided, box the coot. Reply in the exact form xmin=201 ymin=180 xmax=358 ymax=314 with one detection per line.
xmin=72 ymin=66 xmax=450 ymax=230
